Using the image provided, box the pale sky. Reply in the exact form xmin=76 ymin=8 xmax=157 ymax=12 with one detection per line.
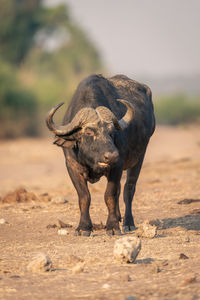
xmin=45 ymin=0 xmax=200 ymax=78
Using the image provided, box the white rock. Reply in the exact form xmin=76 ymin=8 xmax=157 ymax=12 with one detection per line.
xmin=137 ymin=220 xmax=157 ymax=238
xmin=51 ymin=195 xmax=67 ymax=204
xmin=0 ymin=218 xmax=7 ymax=224
xmin=27 ymin=253 xmax=52 ymax=273
xmin=113 ymin=236 xmax=141 ymax=263
xmin=102 ymin=283 xmax=111 ymax=289
xmin=58 ymin=229 xmax=69 ymax=235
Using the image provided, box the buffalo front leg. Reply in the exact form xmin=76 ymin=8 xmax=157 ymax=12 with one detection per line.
xmin=123 ymin=154 xmax=145 ymax=232
xmin=105 ymin=168 xmax=122 ymax=235
xmin=66 ymin=162 xmax=92 ymax=237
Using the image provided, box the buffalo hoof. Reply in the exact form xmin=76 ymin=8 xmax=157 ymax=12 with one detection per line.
xmin=74 ymin=230 xmax=91 ymax=237
xmin=106 ymin=229 xmax=122 ymax=236
xmin=123 ymin=225 xmax=136 ymax=233
xmin=82 ymin=230 xmax=91 ymax=237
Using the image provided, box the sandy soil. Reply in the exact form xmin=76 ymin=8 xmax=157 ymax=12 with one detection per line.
xmin=0 ymin=125 xmax=200 ymax=300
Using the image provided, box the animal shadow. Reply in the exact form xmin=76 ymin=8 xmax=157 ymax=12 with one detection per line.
xmin=177 ymin=198 xmax=200 ymax=205
xmin=162 ymin=213 xmax=200 ymax=231
xmin=135 ymin=258 xmax=155 ymax=264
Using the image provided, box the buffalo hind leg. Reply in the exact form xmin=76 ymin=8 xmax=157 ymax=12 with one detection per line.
xmin=105 ymin=168 xmax=122 ymax=235
xmin=123 ymin=153 xmax=145 ymax=232
xmin=66 ymin=163 xmax=92 ymax=236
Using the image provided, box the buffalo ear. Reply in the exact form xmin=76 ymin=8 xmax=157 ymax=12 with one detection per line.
xmin=53 ymin=137 xmax=76 ymax=148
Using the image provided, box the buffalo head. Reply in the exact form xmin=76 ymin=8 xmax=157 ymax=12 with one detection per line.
xmin=46 ymin=100 xmax=134 ymax=172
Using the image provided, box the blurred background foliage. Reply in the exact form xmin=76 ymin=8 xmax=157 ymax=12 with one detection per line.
xmin=0 ymin=0 xmax=102 ymax=138
xmin=0 ymin=0 xmax=199 ymax=139
xmin=154 ymin=95 xmax=200 ymax=125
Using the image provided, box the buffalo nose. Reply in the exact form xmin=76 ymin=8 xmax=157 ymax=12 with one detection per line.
xmin=104 ymin=151 xmax=119 ymax=163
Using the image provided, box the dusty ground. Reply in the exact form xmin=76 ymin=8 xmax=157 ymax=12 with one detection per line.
xmin=0 ymin=125 xmax=200 ymax=300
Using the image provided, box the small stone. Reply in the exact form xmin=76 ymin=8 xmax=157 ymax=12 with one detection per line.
xmin=40 ymin=193 xmax=51 ymax=202
xmin=58 ymin=229 xmax=68 ymax=235
xmin=113 ymin=236 xmax=141 ymax=263
xmin=51 ymin=195 xmax=67 ymax=204
xmin=102 ymin=283 xmax=111 ymax=289
xmin=185 ymin=236 xmax=190 ymax=242
xmin=0 ymin=218 xmax=8 ymax=224
xmin=31 ymin=205 xmax=42 ymax=209
xmin=71 ymin=262 xmax=85 ymax=274
xmin=136 ymin=220 xmax=157 ymax=238
xmin=179 ymin=253 xmax=189 ymax=260
xmin=46 ymin=224 xmax=57 ymax=229
xmin=120 ymin=273 xmax=131 ymax=282
xmin=125 ymin=296 xmax=138 ymax=300
xmin=27 ymin=253 xmax=52 ymax=273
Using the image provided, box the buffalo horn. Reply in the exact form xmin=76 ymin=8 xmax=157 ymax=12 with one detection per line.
xmin=46 ymin=102 xmax=99 ymax=136
xmin=117 ymin=99 xmax=134 ymax=130
xmin=46 ymin=99 xmax=134 ymax=136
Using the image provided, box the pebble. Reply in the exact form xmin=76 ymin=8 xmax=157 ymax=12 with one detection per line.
xmin=136 ymin=220 xmax=157 ymax=238
xmin=120 ymin=273 xmax=131 ymax=282
xmin=179 ymin=253 xmax=189 ymax=260
xmin=185 ymin=236 xmax=190 ymax=242
xmin=27 ymin=253 xmax=52 ymax=273
xmin=39 ymin=193 xmax=51 ymax=202
xmin=46 ymin=224 xmax=57 ymax=229
xmin=51 ymin=195 xmax=68 ymax=204
xmin=102 ymin=283 xmax=111 ymax=289
xmin=113 ymin=236 xmax=141 ymax=263
xmin=0 ymin=218 xmax=7 ymax=224
xmin=58 ymin=229 xmax=69 ymax=235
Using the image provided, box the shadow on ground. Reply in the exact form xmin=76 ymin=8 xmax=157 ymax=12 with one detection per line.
xmin=136 ymin=258 xmax=155 ymax=264
xmin=162 ymin=214 xmax=200 ymax=231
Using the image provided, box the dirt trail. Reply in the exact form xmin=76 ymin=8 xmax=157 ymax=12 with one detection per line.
xmin=0 ymin=125 xmax=200 ymax=300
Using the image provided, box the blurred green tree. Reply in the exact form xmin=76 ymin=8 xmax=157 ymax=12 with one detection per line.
xmin=154 ymin=94 xmax=200 ymax=125
xmin=0 ymin=0 xmax=42 ymax=64
xmin=0 ymin=61 xmax=38 ymax=138
xmin=0 ymin=0 xmax=103 ymax=138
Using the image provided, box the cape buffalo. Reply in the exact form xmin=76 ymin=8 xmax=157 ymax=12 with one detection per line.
xmin=46 ymin=74 xmax=155 ymax=236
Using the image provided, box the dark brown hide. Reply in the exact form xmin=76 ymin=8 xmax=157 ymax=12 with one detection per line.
xmin=46 ymin=74 xmax=155 ymax=235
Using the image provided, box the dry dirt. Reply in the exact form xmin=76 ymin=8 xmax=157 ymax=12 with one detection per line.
xmin=0 ymin=125 xmax=200 ymax=300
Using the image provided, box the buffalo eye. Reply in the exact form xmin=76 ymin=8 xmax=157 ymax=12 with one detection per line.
xmin=106 ymin=124 xmax=114 ymax=137
xmin=84 ymin=128 xmax=95 ymax=136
